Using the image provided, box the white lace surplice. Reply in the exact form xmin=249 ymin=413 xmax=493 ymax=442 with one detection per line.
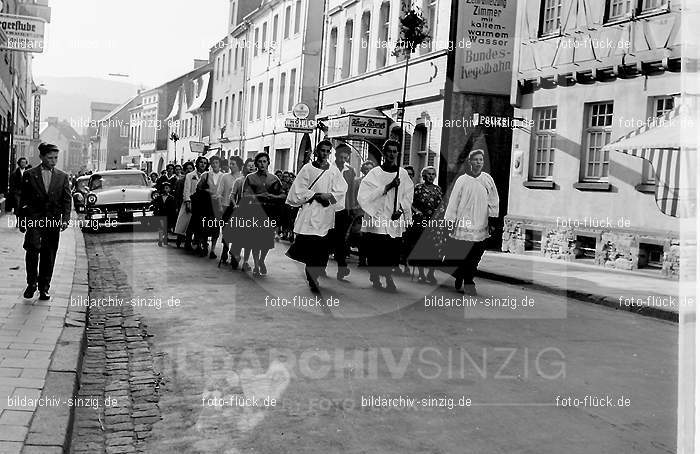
xmin=286 ymin=163 xmax=348 ymax=236
xmin=358 ymin=167 xmax=414 ymax=238
xmin=444 ymin=172 xmax=499 ymax=242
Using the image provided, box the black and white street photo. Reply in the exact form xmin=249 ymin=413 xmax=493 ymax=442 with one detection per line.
xmin=0 ymin=0 xmax=698 ymax=452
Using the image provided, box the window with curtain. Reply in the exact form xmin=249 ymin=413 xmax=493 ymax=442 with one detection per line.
xmin=342 ymin=20 xmax=354 ymax=79
xmin=278 ymin=73 xmax=286 ymax=113
xmin=284 ymin=6 xmax=291 ymax=38
xmin=288 ymin=68 xmax=296 ymax=111
xmin=257 ymin=82 xmax=263 ymax=119
xmin=267 ymin=78 xmax=274 ymax=117
xmin=358 ymin=12 xmax=370 ymax=74
xmin=294 ymin=0 xmax=302 ymax=34
xmin=377 ymin=2 xmax=390 ymax=68
xmin=327 ymin=28 xmax=338 ymax=83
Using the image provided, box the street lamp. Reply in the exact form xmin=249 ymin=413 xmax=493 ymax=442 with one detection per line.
xmin=170 ymin=132 xmax=179 ymax=164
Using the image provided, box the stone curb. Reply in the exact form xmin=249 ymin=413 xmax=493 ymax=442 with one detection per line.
xmin=475 ymin=269 xmax=679 ymax=323
xmin=22 ymin=227 xmax=88 ymax=454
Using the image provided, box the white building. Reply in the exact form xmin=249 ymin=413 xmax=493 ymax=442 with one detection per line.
xmin=210 ymin=0 xmax=323 ymax=170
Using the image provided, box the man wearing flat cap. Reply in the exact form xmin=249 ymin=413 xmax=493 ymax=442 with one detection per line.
xmin=17 ymin=143 xmax=72 ymax=300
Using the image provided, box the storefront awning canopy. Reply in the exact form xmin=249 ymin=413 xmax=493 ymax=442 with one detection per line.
xmin=188 ymin=73 xmax=211 ymax=113
xmin=603 ymin=105 xmax=693 ymax=218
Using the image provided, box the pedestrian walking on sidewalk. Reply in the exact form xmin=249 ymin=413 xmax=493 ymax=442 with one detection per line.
xmin=357 ymin=139 xmax=414 ymax=292
xmin=286 ymin=140 xmax=348 ymax=292
xmin=173 ymin=161 xmax=194 ymax=248
xmin=193 ymin=155 xmax=223 ymax=259
xmin=17 ymin=143 xmax=72 ymax=301
xmin=407 ymin=166 xmax=443 ymax=284
xmin=174 ymin=157 xmax=206 ymax=252
xmin=8 ymin=157 xmax=28 ymax=223
xmin=153 ymin=181 xmax=177 ymax=247
xmin=237 ymin=152 xmax=285 ymax=277
xmin=330 ymin=144 xmax=356 ymax=281
xmin=443 ymin=149 xmax=499 ymax=295
xmin=217 ymin=156 xmax=243 ymax=265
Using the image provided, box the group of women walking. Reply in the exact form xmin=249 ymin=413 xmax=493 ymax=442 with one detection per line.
xmin=157 ymin=138 xmax=500 ymax=296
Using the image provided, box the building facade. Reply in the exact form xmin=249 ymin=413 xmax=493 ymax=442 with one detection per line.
xmin=165 ymin=62 xmax=213 ymax=165
xmin=318 ymin=0 xmax=516 ymax=238
xmin=88 ymin=102 xmax=118 ymax=170
xmin=96 ymin=97 xmax=139 ymax=171
xmin=0 ymin=0 xmax=50 ymax=202
xmin=39 ymin=117 xmax=84 ymax=174
xmin=502 ymin=0 xmax=682 ymax=276
xmin=237 ymin=0 xmax=323 ymax=169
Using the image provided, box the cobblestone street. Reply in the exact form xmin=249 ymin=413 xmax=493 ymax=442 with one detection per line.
xmin=70 ymin=233 xmax=161 ymax=454
xmin=71 ymin=229 xmax=678 ymax=454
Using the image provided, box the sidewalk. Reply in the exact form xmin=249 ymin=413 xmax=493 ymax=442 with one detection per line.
xmin=0 ymin=213 xmax=87 ymax=454
xmin=477 ymin=251 xmax=687 ymax=322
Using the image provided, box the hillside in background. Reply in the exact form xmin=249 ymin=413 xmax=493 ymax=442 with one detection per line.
xmin=35 ymin=76 xmax=145 ymax=134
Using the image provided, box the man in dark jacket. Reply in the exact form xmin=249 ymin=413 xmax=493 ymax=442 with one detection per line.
xmin=8 ymin=157 xmax=28 ymax=216
xmin=17 ymin=143 xmax=72 ymax=300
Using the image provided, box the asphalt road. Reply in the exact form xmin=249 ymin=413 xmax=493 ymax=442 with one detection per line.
xmin=83 ymin=229 xmax=677 ymax=454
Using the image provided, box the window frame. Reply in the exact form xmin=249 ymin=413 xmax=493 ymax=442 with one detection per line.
xmin=582 ymin=102 xmax=614 ymax=182
xmin=342 ymin=19 xmax=354 ymax=79
xmin=538 ymin=0 xmax=562 ymax=38
xmin=530 ymin=107 xmax=557 ymax=181
xmin=358 ymin=11 xmax=371 ymax=74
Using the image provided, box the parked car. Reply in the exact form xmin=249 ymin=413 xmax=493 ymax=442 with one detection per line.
xmin=83 ymin=170 xmax=157 ymax=229
xmin=72 ymin=175 xmax=90 ymax=213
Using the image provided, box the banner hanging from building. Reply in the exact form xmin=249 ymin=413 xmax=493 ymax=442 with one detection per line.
xmin=0 ymin=13 xmax=46 ymax=53
xmin=454 ymin=0 xmax=516 ymax=95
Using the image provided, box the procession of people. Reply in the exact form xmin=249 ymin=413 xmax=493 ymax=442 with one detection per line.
xmin=151 ymin=139 xmax=500 ymax=296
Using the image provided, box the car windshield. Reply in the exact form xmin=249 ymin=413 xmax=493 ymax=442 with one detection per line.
xmin=89 ymin=173 xmax=149 ymax=190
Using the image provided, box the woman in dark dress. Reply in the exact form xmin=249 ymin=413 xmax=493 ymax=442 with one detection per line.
xmin=238 ymin=152 xmax=285 ymax=276
xmin=407 ymin=166 xmax=443 ymax=284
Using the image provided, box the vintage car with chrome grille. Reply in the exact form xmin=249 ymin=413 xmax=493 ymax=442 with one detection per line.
xmin=83 ymin=170 xmax=157 ymax=227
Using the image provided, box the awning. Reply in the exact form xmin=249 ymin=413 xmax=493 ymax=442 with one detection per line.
xmin=204 ymin=148 xmax=220 ymax=159
xmin=187 ymin=73 xmax=211 ymax=113
xmin=165 ymin=90 xmax=180 ymax=120
xmin=603 ymin=105 xmax=693 ymax=218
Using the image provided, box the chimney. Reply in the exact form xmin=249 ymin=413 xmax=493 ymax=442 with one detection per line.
xmin=193 ymin=59 xmax=208 ymax=70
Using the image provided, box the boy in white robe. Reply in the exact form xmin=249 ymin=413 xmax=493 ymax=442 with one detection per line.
xmin=444 ymin=149 xmax=499 ymax=295
xmin=286 ymin=140 xmax=348 ymax=292
xmin=358 ymin=139 xmax=414 ymax=292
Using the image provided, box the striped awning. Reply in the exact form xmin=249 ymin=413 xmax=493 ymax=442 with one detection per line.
xmin=603 ymin=105 xmax=690 ymax=218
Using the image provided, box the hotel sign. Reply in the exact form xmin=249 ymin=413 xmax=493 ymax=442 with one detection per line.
xmin=0 ymin=13 xmax=46 ymax=53
xmin=326 ymin=114 xmax=389 ymax=140
xmin=32 ymin=94 xmax=41 ymax=139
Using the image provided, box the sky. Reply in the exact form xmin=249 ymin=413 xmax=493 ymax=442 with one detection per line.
xmin=33 ymin=0 xmax=230 ymax=87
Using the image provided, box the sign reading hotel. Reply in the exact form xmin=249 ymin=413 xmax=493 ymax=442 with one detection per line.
xmin=454 ymin=0 xmax=516 ymax=95
xmin=327 ymin=114 xmax=389 ymax=140
xmin=0 ymin=13 xmax=46 ymax=53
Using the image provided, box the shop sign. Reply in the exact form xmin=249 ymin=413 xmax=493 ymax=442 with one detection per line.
xmin=327 ymin=114 xmax=389 ymax=140
xmin=285 ymin=117 xmax=316 ymax=133
xmin=0 ymin=13 xmax=46 ymax=53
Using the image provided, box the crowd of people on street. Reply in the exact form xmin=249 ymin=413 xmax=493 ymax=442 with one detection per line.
xmin=146 ymin=139 xmax=500 ymax=296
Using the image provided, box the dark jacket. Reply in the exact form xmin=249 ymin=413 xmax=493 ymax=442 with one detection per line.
xmin=152 ymin=194 xmax=178 ymax=227
xmin=18 ymin=165 xmax=72 ymax=227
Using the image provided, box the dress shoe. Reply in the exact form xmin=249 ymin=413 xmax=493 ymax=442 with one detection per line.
xmin=454 ymin=276 xmax=464 ymax=293
xmin=259 ymin=263 xmax=267 ymax=275
xmin=336 ymin=266 xmax=350 ymax=280
xmin=464 ymin=284 xmax=477 ymax=296
xmin=385 ymin=276 xmax=398 ymax=293
xmin=39 ymin=290 xmax=50 ymax=301
xmin=23 ymin=286 xmax=36 ymax=299
xmin=209 ymin=251 xmax=217 ymax=259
